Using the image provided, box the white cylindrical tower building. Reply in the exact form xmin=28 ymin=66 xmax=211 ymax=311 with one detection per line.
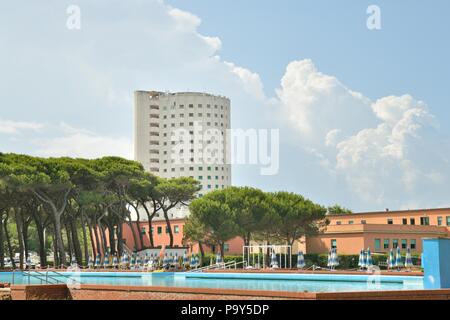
xmin=134 ymin=91 xmax=231 ymax=206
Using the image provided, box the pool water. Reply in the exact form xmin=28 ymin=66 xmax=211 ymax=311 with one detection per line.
xmin=0 ymin=272 xmax=424 ymax=293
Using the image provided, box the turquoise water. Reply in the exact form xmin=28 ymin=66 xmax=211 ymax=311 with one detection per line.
xmin=0 ymin=271 xmax=424 ymax=293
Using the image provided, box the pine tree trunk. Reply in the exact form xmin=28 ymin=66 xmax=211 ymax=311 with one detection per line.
xmin=14 ymin=210 xmax=25 ymax=270
xmin=107 ymin=224 xmax=116 ymax=255
xmin=53 ymin=219 xmax=66 ymax=267
xmin=23 ymin=221 xmax=30 ymax=264
xmin=117 ymin=224 xmax=123 ymax=257
xmin=126 ymin=219 xmax=140 ymax=251
xmin=147 ymin=219 xmax=154 ymax=247
xmin=80 ymin=213 xmax=89 ymax=264
xmin=198 ymin=241 xmax=205 ymax=258
xmin=93 ymin=223 xmax=102 ymax=256
xmin=37 ymin=225 xmax=47 ymax=268
xmin=220 ymin=242 xmax=225 ymax=257
xmin=70 ymin=219 xmax=83 ymax=265
xmin=163 ymin=209 xmax=174 ymax=248
xmin=4 ymin=218 xmax=16 ymax=269
xmin=99 ymin=223 xmax=108 ymax=254
xmin=142 ymin=202 xmax=157 ymax=248
xmin=0 ymin=216 xmax=5 ymax=269
xmin=65 ymin=223 xmax=73 ymax=260
xmin=136 ymin=215 xmax=144 ymax=250
xmin=87 ymin=220 xmax=97 ymax=257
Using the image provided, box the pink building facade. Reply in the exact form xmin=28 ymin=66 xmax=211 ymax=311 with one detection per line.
xmin=121 ymin=219 xmax=244 ymax=255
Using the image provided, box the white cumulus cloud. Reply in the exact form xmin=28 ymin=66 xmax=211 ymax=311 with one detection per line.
xmin=33 ymin=123 xmax=133 ymax=159
xmin=276 ymin=59 xmax=450 ymax=208
xmin=0 ymin=119 xmax=44 ymax=135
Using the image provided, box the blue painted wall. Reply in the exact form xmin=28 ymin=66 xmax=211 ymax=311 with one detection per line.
xmin=423 ymin=238 xmax=450 ymax=289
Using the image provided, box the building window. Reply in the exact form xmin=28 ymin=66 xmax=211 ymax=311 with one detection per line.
xmin=384 ymin=239 xmax=390 ymax=249
xmin=402 ymin=218 xmax=407 ymax=225
xmin=174 ymin=226 xmax=180 ymax=234
xmin=420 ymin=217 xmax=430 ymax=226
xmin=446 ymin=216 xmax=450 ymax=226
xmin=401 ymin=239 xmax=407 ymax=249
xmin=157 ymin=226 xmax=162 ymax=235
xmin=336 ymin=221 xmax=342 ymax=225
xmin=348 ymin=220 xmax=354 ymax=225
xmin=361 ymin=220 xmax=367 ymax=224
xmin=393 ymin=239 xmax=399 ymax=249
xmin=411 ymin=239 xmax=416 ymax=250
xmin=331 ymin=239 xmax=337 ymax=249
xmin=437 ymin=217 xmax=443 ymax=226
xmin=165 ymin=226 xmax=170 ymax=234
xmin=224 ymin=243 xmax=230 ymax=252
xmin=141 ymin=227 xmax=146 ymax=235
xmin=387 ymin=219 xmax=393 ymax=225
xmin=410 ymin=218 xmax=415 ymax=225
xmin=375 ymin=239 xmax=381 ymax=250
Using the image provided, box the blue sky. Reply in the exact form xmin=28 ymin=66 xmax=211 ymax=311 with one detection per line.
xmin=1 ymin=0 xmax=449 ymax=212
xmin=168 ymin=0 xmax=450 ymax=128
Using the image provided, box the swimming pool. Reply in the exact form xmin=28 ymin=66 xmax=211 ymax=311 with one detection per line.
xmin=0 ymin=271 xmax=424 ymax=293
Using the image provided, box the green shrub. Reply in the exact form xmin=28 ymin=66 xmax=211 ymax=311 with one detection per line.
xmin=199 ymin=254 xmax=244 ymax=268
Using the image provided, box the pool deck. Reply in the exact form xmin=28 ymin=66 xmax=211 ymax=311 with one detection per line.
xmin=5 ymin=269 xmax=446 ymax=300
xmin=7 ymin=283 xmax=450 ymax=300
xmin=204 ymin=269 xmax=424 ymax=277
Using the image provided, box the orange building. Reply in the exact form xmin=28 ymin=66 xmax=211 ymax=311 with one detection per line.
xmin=120 ymin=208 xmax=450 ymax=256
xmin=122 ymin=219 xmax=244 ymax=255
xmin=306 ymin=208 xmax=450 ymax=255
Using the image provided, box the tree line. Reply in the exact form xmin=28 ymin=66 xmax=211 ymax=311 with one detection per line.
xmin=185 ymin=187 xmax=330 ymax=256
xmin=1 ymin=152 xmax=344 ymax=270
xmin=0 ymin=153 xmax=200 ymax=269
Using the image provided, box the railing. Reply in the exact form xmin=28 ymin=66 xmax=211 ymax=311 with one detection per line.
xmin=187 ymin=260 xmax=247 ymax=273
xmin=13 ymin=270 xmax=82 ymax=286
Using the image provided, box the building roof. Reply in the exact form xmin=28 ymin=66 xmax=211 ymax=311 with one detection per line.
xmin=328 ymin=207 xmax=450 ymax=218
